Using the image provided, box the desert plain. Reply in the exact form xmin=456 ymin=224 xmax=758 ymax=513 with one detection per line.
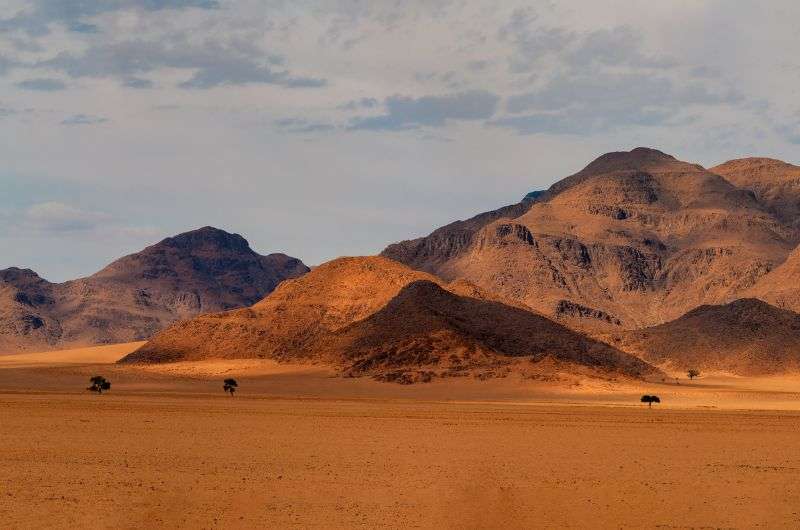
xmin=1 ymin=343 xmax=800 ymax=529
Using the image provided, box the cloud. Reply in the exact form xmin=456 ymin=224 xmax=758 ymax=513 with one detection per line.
xmin=23 ymin=202 xmax=111 ymax=233
xmin=67 ymin=21 xmax=99 ymax=34
xmin=0 ymin=54 xmax=17 ymax=75
xmin=349 ymin=90 xmax=500 ymax=131
xmin=498 ymin=11 xmax=676 ymax=75
xmin=568 ymin=26 xmax=675 ymax=68
xmin=61 ymin=114 xmax=108 ymax=125
xmin=497 ymin=7 xmax=573 ymax=73
xmin=16 ymin=78 xmax=67 ymax=91
xmin=493 ymin=72 xmax=741 ymax=135
xmin=0 ymin=0 xmax=219 ymax=35
xmin=121 ymin=77 xmax=154 ymax=89
xmin=466 ymin=60 xmax=490 ymax=71
xmin=274 ymin=118 xmax=335 ymax=134
xmin=179 ymin=62 xmax=325 ymax=90
xmin=775 ymin=113 xmax=800 ymax=144
xmin=337 ymin=97 xmax=379 ymax=111
xmin=38 ymin=39 xmax=327 ymax=90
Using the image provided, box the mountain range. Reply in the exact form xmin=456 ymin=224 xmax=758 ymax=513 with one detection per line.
xmin=6 ymin=147 xmax=800 ymax=380
xmin=0 ymin=227 xmax=308 ymax=352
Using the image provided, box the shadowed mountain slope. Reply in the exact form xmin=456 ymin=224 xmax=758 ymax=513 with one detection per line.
xmin=0 ymin=227 xmax=308 ymax=352
xmin=610 ymin=299 xmax=800 ymax=375
xmin=122 ymin=257 xmax=658 ymax=382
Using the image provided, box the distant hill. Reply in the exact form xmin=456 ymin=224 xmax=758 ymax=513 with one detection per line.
xmin=0 ymin=227 xmax=308 ymax=353
xmin=382 ymin=147 xmax=798 ymax=331
xmin=122 ymin=256 xmax=658 ymax=382
xmin=609 ymin=298 xmax=800 ymax=375
xmin=712 ymin=157 xmax=800 ymax=228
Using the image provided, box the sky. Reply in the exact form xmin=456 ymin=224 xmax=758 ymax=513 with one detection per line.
xmin=1 ymin=0 xmax=798 ymax=281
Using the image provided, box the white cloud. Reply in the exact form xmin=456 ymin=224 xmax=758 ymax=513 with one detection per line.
xmin=23 ymin=201 xmax=111 ymax=233
xmin=60 ymin=113 xmax=108 ymax=125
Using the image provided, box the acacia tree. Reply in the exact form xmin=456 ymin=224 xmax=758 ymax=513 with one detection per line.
xmin=687 ymin=369 xmax=700 ymax=380
xmin=223 ymin=378 xmax=238 ymax=396
xmin=88 ymin=375 xmax=111 ymax=394
xmin=640 ymin=395 xmax=660 ymax=408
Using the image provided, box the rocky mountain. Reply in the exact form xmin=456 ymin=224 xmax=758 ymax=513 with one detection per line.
xmin=122 ymin=256 xmax=658 ymax=382
xmin=0 ymin=268 xmax=64 ymax=352
xmin=711 ymin=157 xmax=800 ymax=229
xmin=382 ymin=148 xmax=799 ymax=331
xmin=0 ymin=227 xmax=308 ymax=353
xmin=608 ymin=298 xmax=800 ymax=375
xmin=382 ymin=199 xmax=536 ymax=274
xmin=746 ymin=244 xmax=800 ymax=313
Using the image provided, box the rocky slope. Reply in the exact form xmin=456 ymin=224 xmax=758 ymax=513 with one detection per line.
xmin=382 ymin=148 xmax=799 ymax=331
xmin=746 ymin=244 xmax=800 ymax=313
xmin=123 ymin=256 xmax=658 ymax=382
xmin=711 ymin=157 xmax=800 ymax=229
xmin=382 ymin=200 xmax=536 ymax=274
xmin=608 ymin=299 xmax=800 ymax=375
xmin=0 ymin=227 xmax=308 ymax=352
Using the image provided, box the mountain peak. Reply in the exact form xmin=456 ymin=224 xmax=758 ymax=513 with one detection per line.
xmin=158 ymin=226 xmax=252 ymax=253
xmin=580 ymin=147 xmax=678 ymax=176
xmin=546 ymin=147 xmax=705 ymax=198
xmin=713 ymin=157 xmax=797 ymax=171
xmin=0 ymin=267 xmax=46 ymax=285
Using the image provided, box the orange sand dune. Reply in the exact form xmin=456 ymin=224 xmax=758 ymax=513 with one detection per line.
xmin=0 ymin=342 xmax=144 ymax=367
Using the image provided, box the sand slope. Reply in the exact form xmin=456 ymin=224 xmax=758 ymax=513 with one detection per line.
xmin=0 ymin=342 xmax=144 ymax=367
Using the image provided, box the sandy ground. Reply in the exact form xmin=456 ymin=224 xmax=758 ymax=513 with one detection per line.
xmin=0 ymin=342 xmax=145 ymax=366
xmin=1 ymin=344 xmax=800 ymax=528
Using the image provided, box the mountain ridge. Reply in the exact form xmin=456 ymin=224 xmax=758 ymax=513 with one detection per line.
xmin=382 ymin=147 xmax=799 ymax=331
xmin=0 ymin=226 xmax=309 ymax=353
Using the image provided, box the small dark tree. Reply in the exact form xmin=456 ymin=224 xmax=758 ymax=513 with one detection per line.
xmin=641 ymin=395 xmax=660 ymax=408
xmin=687 ymin=369 xmax=700 ymax=380
xmin=223 ymin=378 xmax=238 ymax=396
xmin=88 ymin=375 xmax=111 ymax=394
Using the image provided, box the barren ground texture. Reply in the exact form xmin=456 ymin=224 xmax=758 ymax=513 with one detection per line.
xmin=1 ymin=344 xmax=800 ymax=529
